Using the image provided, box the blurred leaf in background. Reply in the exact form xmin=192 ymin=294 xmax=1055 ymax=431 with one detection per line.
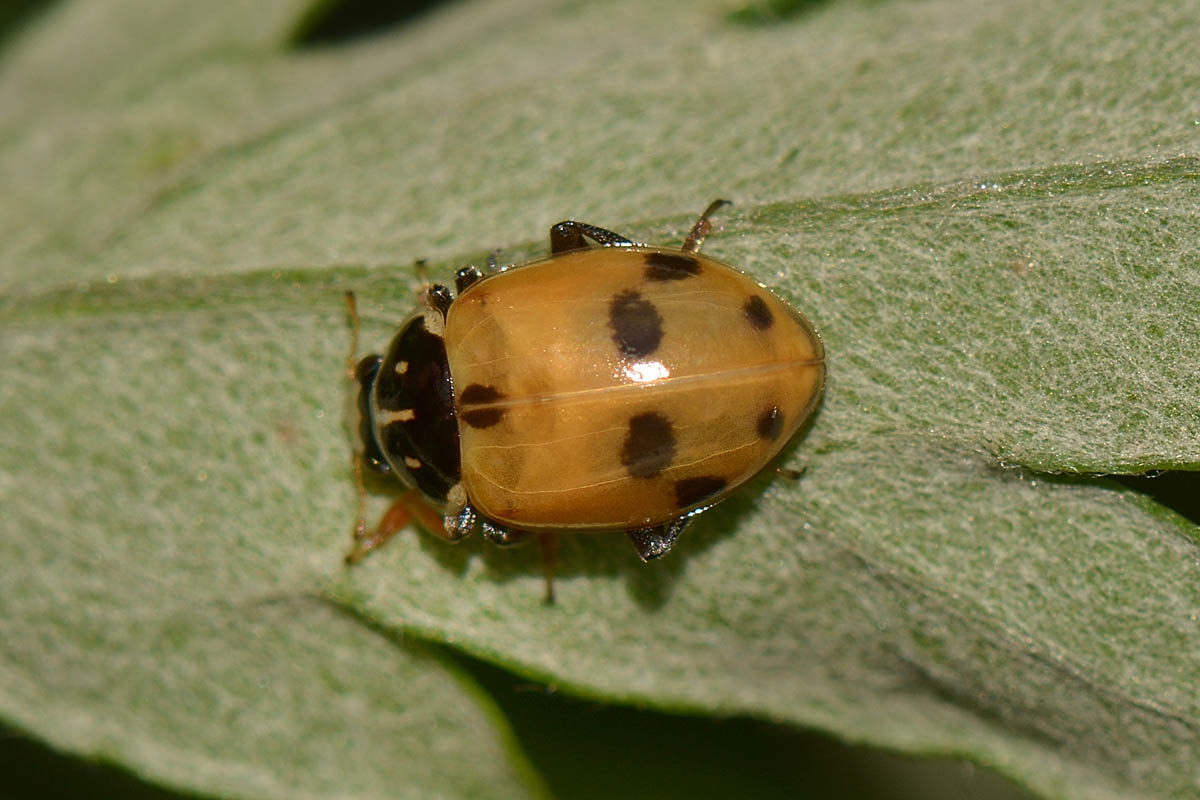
xmin=1 ymin=1 xmax=1198 ymax=799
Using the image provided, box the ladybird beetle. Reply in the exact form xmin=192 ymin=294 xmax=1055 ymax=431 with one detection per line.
xmin=346 ymin=200 xmax=825 ymax=599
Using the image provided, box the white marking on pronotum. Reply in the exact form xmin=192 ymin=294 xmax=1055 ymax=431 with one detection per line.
xmin=422 ymin=307 xmax=445 ymax=336
xmin=378 ymin=408 xmax=416 ymax=424
xmin=446 ymin=483 xmax=468 ymax=509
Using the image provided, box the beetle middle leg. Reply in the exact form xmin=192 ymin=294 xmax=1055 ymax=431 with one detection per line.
xmin=550 ymin=220 xmax=638 ymax=254
xmin=481 ymin=519 xmax=528 ymax=546
xmin=479 ymin=521 xmax=555 ymax=603
xmin=455 ymin=265 xmax=485 ymax=293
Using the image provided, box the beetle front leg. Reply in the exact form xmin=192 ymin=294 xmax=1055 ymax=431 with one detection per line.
xmin=346 ymin=489 xmax=461 ymax=563
xmin=346 ymin=491 xmax=414 ymax=564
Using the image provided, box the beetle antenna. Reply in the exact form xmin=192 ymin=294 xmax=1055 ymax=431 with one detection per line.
xmin=344 ymin=293 xmax=371 ymax=550
xmin=413 ymin=258 xmax=431 ymax=291
xmin=344 ymin=291 xmax=361 ymax=379
xmin=682 ymin=198 xmax=732 ymax=253
xmin=351 ymin=453 xmax=368 ymax=547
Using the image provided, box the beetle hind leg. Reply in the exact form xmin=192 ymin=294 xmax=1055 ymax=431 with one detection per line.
xmin=626 ymin=517 xmax=695 ymax=562
xmin=681 ymin=199 xmax=732 ymax=253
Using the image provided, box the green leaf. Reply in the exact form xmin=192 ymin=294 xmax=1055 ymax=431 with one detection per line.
xmin=0 ymin=309 xmax=547 ymax=799
xmin=2 ymin=1 xmax=1198 ymax=799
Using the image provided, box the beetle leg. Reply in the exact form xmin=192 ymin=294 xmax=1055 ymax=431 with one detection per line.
xmin=538 ymin=533 xmax=558 ymax=605
xmin=346 ymin=492 xmax=414 ymax=564
xmin=347 ymin=489 xmax=458 ymax=563
xmin=424 ymin=283 xmax=454 ymax=317
xmin=773 ymin=464 xmax=806 ymax=480
xmin=549 ymin=220 xmax=638 ymax=254
xmin=455 ymin=266 xmax=484 ymax=293
xmin=409 ymin=497 xmax=458 ymax=541
xmin=681 ymin=199 xmax=732 ymax=253
xmin=626 ymin=517 xmax=694 ymax=562
xmin=480 ymin=519 xmax=529 ymax=546
xmin=443 ymin=503 xmax=476 ymax=542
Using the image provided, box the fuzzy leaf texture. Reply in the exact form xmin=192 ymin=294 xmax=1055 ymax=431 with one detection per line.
xmin=1 ymin=1 xmax=1198 ymax=800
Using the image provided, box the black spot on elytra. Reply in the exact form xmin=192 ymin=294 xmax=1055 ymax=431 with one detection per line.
xmin=461 ymin=409 xmax=503 ymax=428
xmin=460 ymin=383 xmax=504 ymax=404
xmin=620 ymin=412 xmax=676 ymax=478
xmin=459 ymin=383 xmax=506 ymax=429
xmin=743 ymin=295 xmax=773 ymax=330
xmin=674 ymin=476 xmax=728 ymax=508
xmin=609 ymin=290 xmax=664 ymax=359
xmin=757 ymin=405 xmax=783 ymax=440
xmin=644 ymin=252 xmax=702 ymax=281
